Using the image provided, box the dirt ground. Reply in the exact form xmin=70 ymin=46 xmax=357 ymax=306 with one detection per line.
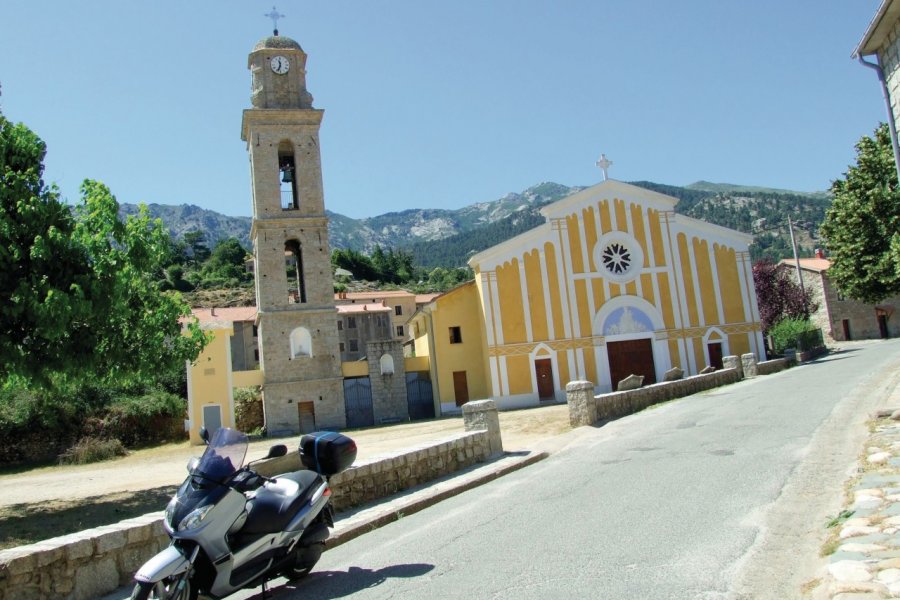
xmin=0 ymin=404 xmax=570 ymax=549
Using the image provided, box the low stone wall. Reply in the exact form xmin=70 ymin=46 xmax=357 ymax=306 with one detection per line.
xmin=0 ymin=402 xmax=502 ymax=600
xmin=329 ymin=430 xmax=491 ymax=511
xmin=0 ymin=513 xmax=168 ymax=600
xmin=757 ymin=358 xmax=792 ymax=376
xmin=568 ymin=368 xmax=742 ymax=427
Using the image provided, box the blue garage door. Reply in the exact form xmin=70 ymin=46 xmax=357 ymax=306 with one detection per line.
xmin=343 ymin=377 xmax=374 ymax=429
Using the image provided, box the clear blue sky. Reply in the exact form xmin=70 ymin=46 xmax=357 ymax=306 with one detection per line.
xmin=0 ymin=1 xmax=887 ymax=219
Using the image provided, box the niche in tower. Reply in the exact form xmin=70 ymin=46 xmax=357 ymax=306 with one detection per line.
xmin=278 ymin=141 xmax=299 ymax=211
xmin=285 ymin=239 xmax=306 ymax=304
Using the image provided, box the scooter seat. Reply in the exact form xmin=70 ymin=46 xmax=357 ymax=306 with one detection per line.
xmin=241 ymin=470 xmax=320 ymax=534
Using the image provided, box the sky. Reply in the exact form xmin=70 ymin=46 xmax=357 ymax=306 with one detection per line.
xmin=0 ymin=1 xmax=888 ymax=219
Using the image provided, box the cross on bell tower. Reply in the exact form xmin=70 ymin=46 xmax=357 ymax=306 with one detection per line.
xmin=241 ymin=28 xmax=345 ymax=433
xmin=264 ymin=6 xmax=285 ymax=36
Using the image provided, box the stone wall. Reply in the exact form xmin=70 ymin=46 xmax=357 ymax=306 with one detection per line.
xmin=366 ymin=340 xmax=408 ymax=423
xmin=0 ymin=514 xmax=168 ymax=600
xmin=757 ymin=358 xmax=791 ymax=376
xmin=568 ymin=368 xmax=742 ymax=427
xmin=329 ymin=430 xmax=491 ymax=512
xmin=0 ymin=404 xmax=501 ymax=600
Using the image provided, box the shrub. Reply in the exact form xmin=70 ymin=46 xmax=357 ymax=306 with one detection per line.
xmin=235 ymin=386 xmax=264 ymax=433
xmin=769 ymin=318 xmax=819 ymax=355
xmin=58 ymin=437 xmax=127 ymax=465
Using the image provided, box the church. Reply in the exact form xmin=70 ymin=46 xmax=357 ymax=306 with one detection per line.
xmin=412 ymin=174 xmax=764 ymax=410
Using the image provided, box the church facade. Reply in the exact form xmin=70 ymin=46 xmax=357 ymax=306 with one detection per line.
xmin=464 ymin=179 xmax=764 ymax=407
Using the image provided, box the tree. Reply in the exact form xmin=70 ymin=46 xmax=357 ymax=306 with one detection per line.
xmin=183 ymin=230 xmax=211 ymax=265
xmin=820 ymin=123 xmax=900 ymax=303
xmin=200 ymin=237 xmax=250 ymax=285
xmin=752 ymin=259 xmax=817 ymax=333
xmin=0 ymin=109 xmax=207 ymax=384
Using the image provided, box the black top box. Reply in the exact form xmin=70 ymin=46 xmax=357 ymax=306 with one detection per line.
xmin=299 ymin=432 xmax=357 ymax=476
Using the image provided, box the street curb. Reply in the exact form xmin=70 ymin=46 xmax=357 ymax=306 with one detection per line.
xmin=327 ymin=450 xmax=549 ymax=549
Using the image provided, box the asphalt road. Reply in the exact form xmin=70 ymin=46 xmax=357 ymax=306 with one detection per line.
xmin=213 ymin=340 xmax=900 ymax=600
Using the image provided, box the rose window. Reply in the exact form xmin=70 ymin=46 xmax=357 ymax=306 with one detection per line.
xmin=594 ymin=232 xmax=643 ymax=283
xmin=602 ymin=242 xmax=632 ymax=275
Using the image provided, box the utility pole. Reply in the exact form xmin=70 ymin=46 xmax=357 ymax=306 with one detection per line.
xmin=788 ymin=215 xmax=805 ymax=295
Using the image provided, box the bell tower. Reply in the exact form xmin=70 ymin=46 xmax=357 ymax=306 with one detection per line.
xmin=241 ymin=27 xmax=345 ymax=434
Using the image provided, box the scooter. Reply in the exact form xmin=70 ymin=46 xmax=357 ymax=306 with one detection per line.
xmin=130 ymin=426 xmax=356 ymax=600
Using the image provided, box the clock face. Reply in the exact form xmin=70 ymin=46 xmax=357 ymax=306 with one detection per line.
xmin=270 ymin=55 xmax=290 ymax=75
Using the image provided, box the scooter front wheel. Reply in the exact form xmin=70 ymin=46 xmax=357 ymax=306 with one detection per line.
xmin=130 ymin=577 xmax=198 ymax=600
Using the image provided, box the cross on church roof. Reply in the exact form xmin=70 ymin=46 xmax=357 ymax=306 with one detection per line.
xmin=596 ymin=153 xmax=613 ymax=181
xmin=265 ymin=6 xmax=285 ymax=36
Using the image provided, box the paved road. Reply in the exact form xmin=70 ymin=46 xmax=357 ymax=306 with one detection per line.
xmin=217 ymin=340 xmax=900 ymax=600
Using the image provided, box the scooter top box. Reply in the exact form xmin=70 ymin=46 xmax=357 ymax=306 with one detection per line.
xmin=299 ymin=431 xmax=357 ymax=476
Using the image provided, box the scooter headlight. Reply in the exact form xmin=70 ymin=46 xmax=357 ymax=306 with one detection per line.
xmin=165 ymin=498 xmax=178 ymax=529
xmin=178 ymin=504 xmax=213 ymax=531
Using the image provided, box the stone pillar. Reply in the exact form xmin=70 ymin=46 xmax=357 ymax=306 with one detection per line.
xmin=741 ymin=353 xmax=758 ymax=378
xmin=566 ymin=380 xmax=596 ymax=427
xmin=462 ymin=399 xmax=503 ymax=456
xmin=722 ymin=355 xmax=743 ymax=378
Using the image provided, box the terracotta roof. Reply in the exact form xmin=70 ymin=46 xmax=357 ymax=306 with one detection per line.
xmin=190 ymin=306 xmax=258 ymax=323
xmin=779 ymin=258 xmax=831 ymax=273
xmin=335 ymin=290 xmax=414 ymax=300
xmin=415 ymin=293 xmax=441 ymax=304
xmin=336 ymin=302 xmax=391 ymax=314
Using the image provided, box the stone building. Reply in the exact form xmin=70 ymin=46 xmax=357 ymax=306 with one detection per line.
xmin=335 ymin=290 xmax=441 ymax=343
xmin=240 ymin=31 xmax=345 ymax=435
xmin=336 ymin=302 xmax=393 ymax=361
xmin=780 ymin=255 xmax=900 ymax=342
xmin=856 ymin=0 xmax=900 ymax=176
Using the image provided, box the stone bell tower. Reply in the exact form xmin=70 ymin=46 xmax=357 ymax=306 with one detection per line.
xmin=241 ymin=28 xmax=345 ymax=434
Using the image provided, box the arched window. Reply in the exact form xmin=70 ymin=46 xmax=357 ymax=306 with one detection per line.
xmin=290 ymin=327 xmax=312 ymax=358
xmin=285 ymin=239 xmax=306 ymax=304
xmin=380 ymin=353 xmax=395 ymax=376
xmin=278 ymin=141 xmax=298 ymax=210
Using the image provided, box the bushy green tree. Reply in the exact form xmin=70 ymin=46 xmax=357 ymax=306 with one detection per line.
xmin=0 ymin=108 xmax=208 ymax=384
xmin=820 ymin=123 xmax=900 ymax=303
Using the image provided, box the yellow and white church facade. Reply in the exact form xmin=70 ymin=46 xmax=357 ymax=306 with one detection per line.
xmin=413 ymin=178 xmax=764 ymax=411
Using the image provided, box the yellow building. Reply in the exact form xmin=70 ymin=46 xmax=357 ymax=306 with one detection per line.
xmin=185 ymin=307 xmax=263 ymax=444
xmin=415 ymin=179 xmax=764 ymax=411
xmin=410 ymin=281 xmax=489 ymax=414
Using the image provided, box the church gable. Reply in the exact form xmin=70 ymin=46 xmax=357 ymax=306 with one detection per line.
xmin=469 ymin=176 xmax=764 ymax=404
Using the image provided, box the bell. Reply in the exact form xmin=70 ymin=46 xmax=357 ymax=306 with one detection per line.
xmin=281 ymin=167 xmax=294 ymax=183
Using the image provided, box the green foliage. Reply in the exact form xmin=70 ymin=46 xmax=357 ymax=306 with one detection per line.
xmin=0 ymin=108 xmax=209 ymax=384
xmin=768 ymin=318 xmax=816 ymax=354
xmin=0 ymin=376 xmax=187 ymax=464
xmin=820 ymin=123 xmax=900 ymax=304
xmin=58 ymin=436 xmax=127 ymax=465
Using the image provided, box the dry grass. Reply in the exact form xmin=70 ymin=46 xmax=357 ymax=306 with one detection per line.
xmin=0 ymin=486 xmax=176 ymax=550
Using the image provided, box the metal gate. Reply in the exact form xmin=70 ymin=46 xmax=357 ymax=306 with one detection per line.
xmin=406 ymin=372 xmax=435 ymax=420
xmin=343 ymin=377 xmax=374 ymax=429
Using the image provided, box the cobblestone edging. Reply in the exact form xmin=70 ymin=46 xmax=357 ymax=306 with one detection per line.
xmin=0 ymin=410 xmax=499 ymax=600
xmin=817 ymin=410 xmax=900 ymax=599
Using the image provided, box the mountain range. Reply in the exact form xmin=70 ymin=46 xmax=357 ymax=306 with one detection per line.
xmin=120 ymin=180 xmax=832 ymax=268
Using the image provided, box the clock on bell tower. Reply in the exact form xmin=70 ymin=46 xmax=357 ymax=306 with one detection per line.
xmin=241 ymin=26 xmax=345 ymax=434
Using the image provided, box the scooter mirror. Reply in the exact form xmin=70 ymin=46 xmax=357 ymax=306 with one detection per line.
xmin=187 ymin=457 xmax=200 ymax=473
xmin=199 ymin=427 xmax=209 ymax=444
xmin=267 ymin=444 xmax=288 ymax=459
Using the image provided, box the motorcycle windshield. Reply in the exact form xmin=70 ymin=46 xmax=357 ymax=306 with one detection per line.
xmin=194 ymin=427 xmax=248 ymax=484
